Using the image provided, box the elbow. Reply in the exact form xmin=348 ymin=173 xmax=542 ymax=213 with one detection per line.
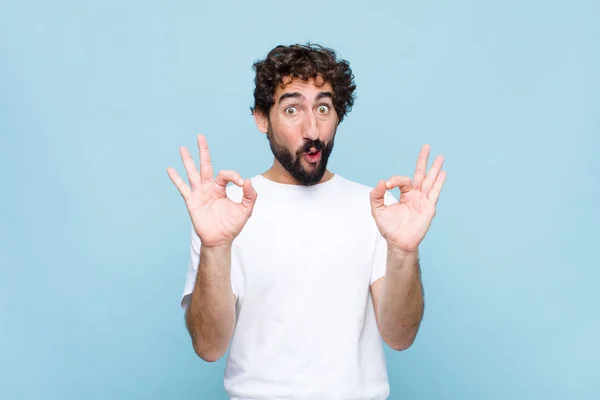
xmin=387 ymin=338 xmax=415 ymax=351
xmin=383 ymin=328 xmax=418 ymax=351
xmin=197 ymin=350 xmax=223 ymax=363
xmin=185 ymin=307 xmax=230 ymax=363
xmin=191 ymin=340 xmax=226 ymax=363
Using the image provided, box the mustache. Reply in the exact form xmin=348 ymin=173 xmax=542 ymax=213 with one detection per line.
xmin=298 ymin=140 xmax=325 ymax=155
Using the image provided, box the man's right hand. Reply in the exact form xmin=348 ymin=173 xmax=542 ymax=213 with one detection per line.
xmin=167 ymin=134 xmax=258 ymax=248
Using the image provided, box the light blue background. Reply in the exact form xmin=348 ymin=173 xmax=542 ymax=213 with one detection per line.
xmin=1 ymin=1 xmax=598 ymax=399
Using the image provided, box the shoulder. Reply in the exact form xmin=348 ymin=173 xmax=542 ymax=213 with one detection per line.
xmin=335 ymin=174 xmax=371 ymax=191
xmin=224 ymin=174 xmax=263 ymax=202
xmin=334 ymin=175 xmax=397 ymax=205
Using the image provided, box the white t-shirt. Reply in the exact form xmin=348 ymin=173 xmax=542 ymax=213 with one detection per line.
xmin=181 ymin=173 xmax=397 ymax=400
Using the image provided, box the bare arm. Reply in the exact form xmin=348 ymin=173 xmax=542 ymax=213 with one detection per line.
xmin=185 ymin=244 xmax=236 ymax=362
xmin=371 ymin=248 xmax=424 ymax=351
xmin=167 ymin=134 xmax=257 ymax=362
xmin=369 ymin=144 xmax=445 ymax=350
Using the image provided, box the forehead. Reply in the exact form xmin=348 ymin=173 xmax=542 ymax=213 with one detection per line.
xmin=274 ymin=76 xmax=333 ymax=101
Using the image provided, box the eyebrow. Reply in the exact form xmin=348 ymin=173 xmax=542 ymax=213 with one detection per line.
xmin=278 ymin=91 xmax=333 ymax=103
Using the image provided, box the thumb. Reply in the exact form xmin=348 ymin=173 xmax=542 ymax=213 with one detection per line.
xmin=370 ymin=180 xmax=387 ymax=214
xmin=241 ymin=179 xmax=258 ymax=214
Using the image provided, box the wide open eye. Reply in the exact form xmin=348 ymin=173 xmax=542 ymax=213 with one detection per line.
xmin=285 ymin=107 xmax=298 ymax=116
xmin=317 ymin=105 xmax=329 ymax=114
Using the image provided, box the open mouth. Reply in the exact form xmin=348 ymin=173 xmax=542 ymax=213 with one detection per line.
xmin=303 ymin=149 xmax=321 ymax=163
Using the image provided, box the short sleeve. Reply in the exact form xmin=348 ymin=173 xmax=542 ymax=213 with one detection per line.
xmin=370 ymin=191 xmax=398 ymax=285
xmin=180 ymin=224 xmax=243 ymax=310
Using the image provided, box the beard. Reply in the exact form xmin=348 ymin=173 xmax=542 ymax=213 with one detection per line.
xmin=266 ymin=122 xmax=336 ymax=186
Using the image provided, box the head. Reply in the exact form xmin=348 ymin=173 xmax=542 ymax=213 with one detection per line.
xmin=251 ymin=43 xmax=356 ymax=185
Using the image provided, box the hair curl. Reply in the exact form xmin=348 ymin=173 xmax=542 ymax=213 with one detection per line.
xmin=250 ymin=43 xmax=356 ymax=123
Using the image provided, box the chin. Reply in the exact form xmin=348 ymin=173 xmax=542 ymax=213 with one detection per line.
xmin=300 ymin=170 xmax=326 ymax=185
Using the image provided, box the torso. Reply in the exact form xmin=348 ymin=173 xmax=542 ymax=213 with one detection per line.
xmin=223 ymin=174 xmax=390 ymax=400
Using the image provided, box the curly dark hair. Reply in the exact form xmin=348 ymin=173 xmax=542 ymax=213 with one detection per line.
xmin=250 ymin=43 xmax=356 ymax=123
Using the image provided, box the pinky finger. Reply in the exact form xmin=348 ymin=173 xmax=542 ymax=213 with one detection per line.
xmin=167 ymin=167 xmax=192 ymax=200
xmin=429 ymin=170 xmax=446 ymax=204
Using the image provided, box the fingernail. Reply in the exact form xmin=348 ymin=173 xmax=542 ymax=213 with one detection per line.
xmin=386 ymin=180 xmax=391 ymax=187
xmin=238 ymin=178 xmax=245 ymax=185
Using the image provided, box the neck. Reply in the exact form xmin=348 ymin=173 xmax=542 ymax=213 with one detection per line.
xmin=262 ymin=159 xmax=334 ymax=185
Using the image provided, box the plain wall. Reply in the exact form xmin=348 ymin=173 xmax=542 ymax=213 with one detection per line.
xmin=1 ymin=1 xmax=598 ymax=399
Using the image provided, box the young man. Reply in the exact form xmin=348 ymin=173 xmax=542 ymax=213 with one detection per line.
xmin=167 ymin=43 xmax=446 ymax=400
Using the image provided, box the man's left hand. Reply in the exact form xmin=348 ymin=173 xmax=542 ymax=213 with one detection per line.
xmin=370 ymin=144 xmax=446 ymax=255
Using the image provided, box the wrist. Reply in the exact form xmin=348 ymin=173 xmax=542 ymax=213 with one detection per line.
xmin=387 ymin=244 xmax=419 ymax=261
xmin=201 ymin=242 xmax=233 ymax=255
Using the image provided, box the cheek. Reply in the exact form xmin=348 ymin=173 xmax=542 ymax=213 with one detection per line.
xmin=279 ymin=117 xmax=302 ymax=130
xmin=272 ymin=118 xmax=302 ymax=142
xmin=269 ymin=128 xmax=299 ymax=154
xmin=319 ymin=119 xmax=338 ymax=139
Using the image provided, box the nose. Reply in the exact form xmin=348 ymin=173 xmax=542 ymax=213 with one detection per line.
xmin=302 ymin=111 xmax=319 ymax=141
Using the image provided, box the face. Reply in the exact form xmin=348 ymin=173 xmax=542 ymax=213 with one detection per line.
xmin=256 ymin=76 xmax=339 ymax=186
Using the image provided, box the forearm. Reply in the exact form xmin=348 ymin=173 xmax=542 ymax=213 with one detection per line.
xmin=186 ymin=243 xmax=236 ymax=362
xmin=377 ymin=248 xmax=424 ymax=350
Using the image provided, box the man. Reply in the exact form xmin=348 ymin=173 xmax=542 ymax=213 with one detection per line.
xmin=167 ymin=43 xmax=446 ymax=399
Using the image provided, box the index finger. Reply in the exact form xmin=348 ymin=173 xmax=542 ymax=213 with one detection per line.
xmin=413 ymin=144 xmax=430 ymax=191
xmin=197 ymin=134 xmax=214 ymax=181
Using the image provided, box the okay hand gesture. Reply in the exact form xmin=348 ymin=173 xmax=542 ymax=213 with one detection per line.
xmin=370 ymin=144 xmax=446 ymax=255
xmin=167 ymin=134 xmax=258 ymax=248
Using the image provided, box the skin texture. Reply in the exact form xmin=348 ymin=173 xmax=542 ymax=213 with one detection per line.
xmin=167 ymin=75 xmax=446 ymax=360
xmin=369 ymin=142 xmax=446 ymax=350
xmin=167 ymin=135 xmax=257 ymax=361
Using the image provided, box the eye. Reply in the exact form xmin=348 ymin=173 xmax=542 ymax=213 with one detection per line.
xmin=317 ymin=105 xmax=329 ymax=114
xmin=285 ymin=107 xmax=298 ymax=116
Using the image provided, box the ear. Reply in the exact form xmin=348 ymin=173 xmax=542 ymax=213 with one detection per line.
xmin=253 ymin=109 xmax=269 ymax=134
